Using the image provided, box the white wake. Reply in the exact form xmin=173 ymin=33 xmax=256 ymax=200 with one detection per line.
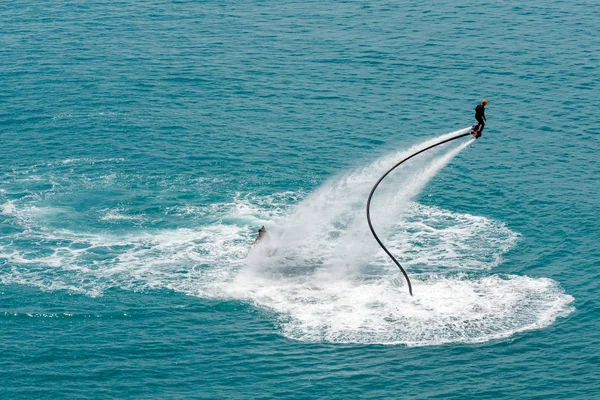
xmin=0 ymin=129 xmax=574 ymax=345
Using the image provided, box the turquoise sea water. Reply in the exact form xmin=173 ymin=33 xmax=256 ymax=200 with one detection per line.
xmin=1 ymin=1 xmax=599 ymax=398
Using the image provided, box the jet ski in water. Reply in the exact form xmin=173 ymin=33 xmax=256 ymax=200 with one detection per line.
xmin=248 ymin=225 xmax=277 ymax=257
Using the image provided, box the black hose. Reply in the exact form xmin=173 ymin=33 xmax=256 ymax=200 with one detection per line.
xmin=366 ymin=131 xmax=473 ymax=296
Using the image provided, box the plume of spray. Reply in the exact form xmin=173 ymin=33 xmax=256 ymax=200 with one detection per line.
xmin=328 ymin=133 xmax=474 ymax=279
xmin=0 ymin=141 xmax=574 ymax=346
xmin=249 ymin=128 xmax=474 ymax=279
xmin=366 ymin=138 xmax=474 ymax=266
xmin=230 ymin=128 xmax=573 ymax=346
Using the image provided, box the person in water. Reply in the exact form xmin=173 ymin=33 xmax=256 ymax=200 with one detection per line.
xmin=472 ymin=99 xmax=488 ymax=138
xmin=253 ymin=225 xmax=268 ymax=246
xmin=249 ymin=225 xmax=277 ymax=257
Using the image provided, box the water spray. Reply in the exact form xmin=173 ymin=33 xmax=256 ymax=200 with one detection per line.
xmin=366 ymin=129 xmax=474 ymax=296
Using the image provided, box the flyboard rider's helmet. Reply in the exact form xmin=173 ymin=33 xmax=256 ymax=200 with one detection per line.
xmin=482 ymin=99 xmax=488 ymax=105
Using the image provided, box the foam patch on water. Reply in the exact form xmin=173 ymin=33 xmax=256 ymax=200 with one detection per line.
xmin=99 ymin=208 xmax=146 ymax=223
xmin=0 ymin=223 xmax=247 ymax=297
xmin=0 ymin=197 xmax=573 ymax=345
xmin=60 ymin=157 xmax=125 ymax=165
xmin=0 ymin=129 xmax=574 ymax=345
xmin=226 ymin=272 xmax=572 ymax=346
xmin=386 ymin=203 xmax=519 ymax=271
xmin=1 ymin=201 xmax=17 ymax=216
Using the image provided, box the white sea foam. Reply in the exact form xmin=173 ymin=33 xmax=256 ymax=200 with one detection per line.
xmin=100 ymin=208 xmax=145 ymax=222
xmin=385 ymin=203 xmax=519 ymax=271
xmin=60 ymin=157 xmax=125 ymax=165
xmin=0 ymin=129 xmax=574 ymax=345
xmin=1 ymin=201 xmax=16 ymax=215
xmin=223 ymin=129 xmax=572 ymax=345
xmin=226 ymin=271 xmax=573 ymax=346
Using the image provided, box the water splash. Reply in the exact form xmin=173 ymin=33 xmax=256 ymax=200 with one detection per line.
xmin=0 ymin=130 xmax=574 ymax=346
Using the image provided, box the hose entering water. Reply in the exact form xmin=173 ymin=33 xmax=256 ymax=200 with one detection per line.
xmin=366 ymin=130 xmax=474 ymax=296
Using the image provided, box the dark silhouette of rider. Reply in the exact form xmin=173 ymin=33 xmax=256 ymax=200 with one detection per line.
xmin=472 ymin=99 xmax=488 ymax=138
xmin=253 ymin=226 xmax=268 ymax=246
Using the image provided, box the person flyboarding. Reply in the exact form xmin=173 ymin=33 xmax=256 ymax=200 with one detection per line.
xmin=472 ymin=99 xmax=488 ymax=138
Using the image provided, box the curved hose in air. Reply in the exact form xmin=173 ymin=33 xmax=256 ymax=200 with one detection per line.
xmin=366 ymin=130 xmax=473 ymax=296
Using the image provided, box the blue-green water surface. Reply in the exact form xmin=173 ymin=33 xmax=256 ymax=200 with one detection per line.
xmin=1 ymin=1 xmax=599 ymax=398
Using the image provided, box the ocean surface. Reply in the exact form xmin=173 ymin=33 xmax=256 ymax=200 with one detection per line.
xmin=1 ymin=1 xmax=599 ymax=398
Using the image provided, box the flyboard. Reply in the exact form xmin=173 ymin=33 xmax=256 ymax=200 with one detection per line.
xmin=471 ymin=125 xmax=482 ymax=138
xmin=366 ymin=127 xmax=475 ymax=296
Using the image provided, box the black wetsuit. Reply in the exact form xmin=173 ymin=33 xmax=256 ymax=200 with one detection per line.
xmin=474 ymin=104 xmax=486 ymax=133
